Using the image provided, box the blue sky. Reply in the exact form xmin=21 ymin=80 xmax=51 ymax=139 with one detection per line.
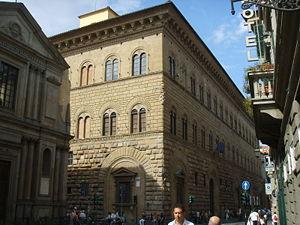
xmin=10 ymin=0 xmax=253 ymax=94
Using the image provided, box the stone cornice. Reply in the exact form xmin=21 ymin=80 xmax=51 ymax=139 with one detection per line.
xmin=51 ymin=13 xmax=168 ymax=56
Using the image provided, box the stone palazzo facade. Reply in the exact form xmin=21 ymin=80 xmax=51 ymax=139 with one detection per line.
xmin=51 ymin=2 xmax=265 ymax=222
xmin=0 ymin=2 xmax=70 ymax=224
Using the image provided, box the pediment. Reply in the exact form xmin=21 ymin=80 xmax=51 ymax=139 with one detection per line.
xmin=0 ymin=3 xmax=67 ymax=67
xmin=112 ymin=168 xmax=136 ymax=177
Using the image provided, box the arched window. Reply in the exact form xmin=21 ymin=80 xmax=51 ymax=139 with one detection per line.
xmin=133 ymin=54 xmax=139 ymax=76
xmin=209 ymin=131 xmax=213 ymax=150
xmin=87 ymin=65 xmax=93 ymax=84
xmin=207 ymin=88 xmax=211 ymax=110
xmin=201 ymin=126 xmax=205 ymax=149
xmin=111 ymin=112 xmax=117 ymax=135
xmin=77 ymin=115 xmax=91 ymax=139
xmin=131 ymin=109 xmax=138 ymax=133
xmin=105 ymin=60 xmax=112 ymax=81
xmin=139 ymin=108 xmax=146 ymax=132
xmin=77 ymin=117 xmax=84 ymax=139
xmin=84 ymin=116 xmax=91 ymax=138
xmin=132 ymin=52 xmax=147 ymax=76
xmin=182 ymin=115 xmax=188 ymax=140
xmin=113 ymin=59 xmax=119 ymax=80
xmin=170 ymin=109 xmax=177 ymax=135
xmin=140 ymin=53 xmax=147 ymax=75
xmin=199 ymin=83 xmax=204 ymax=103
xmin=80 ymin=63 xmax=94 ymax=86
xmin=105 ymin=58 xmax=119 ymax=81
xmin=192 ymin=121 xmax=197 ymax=145
xmin=40 ymin=148 xmax=51 ymax=195
xmin=220 ymin=101 xmax=224 ymax=120
xmin=169 ymin=56 xmax=176 ymax=79
xmin=103 ymin=111 xmax=117 ymax=136
xmin=213 ymin=96 xmax=218 ymax=115
xmin=80 ymin=66 xmax=87 ymax=86
xmin=131 ymin=106 xmax=146 ymax=133
xmin=103 ymin=113 xmax=110 ymax=136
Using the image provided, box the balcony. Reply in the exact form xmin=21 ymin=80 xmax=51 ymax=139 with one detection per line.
xmin=247 ymin=63 xmax=282 ymax=148
xmin=248 ymin=63 xmax=274 ymax=100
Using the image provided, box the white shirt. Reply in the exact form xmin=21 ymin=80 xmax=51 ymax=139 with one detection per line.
xmin=249 ymin=212 xmax=259 ymax=222
xmin=168 ymin=219 xmax=194 ymax=225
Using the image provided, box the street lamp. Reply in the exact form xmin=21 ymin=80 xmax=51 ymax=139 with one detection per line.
xmin=230 ymin=0 xmax=300 ymax=15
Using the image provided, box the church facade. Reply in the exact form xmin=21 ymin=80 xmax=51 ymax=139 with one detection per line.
xmin=0 ymin=2 xmax=70 ymax=224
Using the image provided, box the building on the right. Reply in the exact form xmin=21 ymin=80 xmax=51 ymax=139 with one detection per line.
xmin=232 ymin=2 xmax=300 ymax=225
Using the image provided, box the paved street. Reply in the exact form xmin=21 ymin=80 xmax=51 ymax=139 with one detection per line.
xmin=222 ymin=221 xmax=272 ymax=225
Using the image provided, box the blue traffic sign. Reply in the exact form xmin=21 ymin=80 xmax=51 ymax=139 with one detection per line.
xmin=241 ymin=180 xmax=251 ymax=191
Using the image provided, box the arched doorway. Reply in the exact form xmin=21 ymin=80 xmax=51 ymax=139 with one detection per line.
xmin=176 ymin=169 xmax=185 ymax=204
xmin=209 ymin=179 xmax=214 ymax=215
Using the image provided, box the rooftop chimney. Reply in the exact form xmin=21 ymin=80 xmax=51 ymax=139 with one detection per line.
xmin=79 ymin=7 xmax=119 ymax=28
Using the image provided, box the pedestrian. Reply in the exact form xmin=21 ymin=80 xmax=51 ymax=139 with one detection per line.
xmin=70 ymin=207 xmax=79 ymax=225
xmin=272 ymin=212 xmax=278 ymax=225
xmin=247 ymin=209 xmax=259 ymax=225
xmin=168 ymin=205 xmax=194 ymax=225
xmin=139 ymin=216 xmax=145 ymax=225
xmin=208 ymin=216 xmax=221 ymax=225
xmin=259 ymin=213 xmax=265 ymax=225
xmin=79 ymin=210 xmax=87 ymax=221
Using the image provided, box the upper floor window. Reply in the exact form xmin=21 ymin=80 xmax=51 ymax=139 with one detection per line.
xmin=220 ymin=102 xmax=224 ymax=120
xmin=103 ymin=111 xmax=117 ymax=136
xmin=80 ymin=63 xmax=93 ymax=86
xmin=225 ymin=107 xmax=228 ymax=123
xmin=234 ymin=116 xmax=237 ymax=131
xmin=168 ymin=56 xmax=176 ymax=79
xmin=0 ymin=61 xmax=18 ymax=110
xmin=182 ymin=115 xmax=188 ymax=140
xmin=207 ymin=88 xmax=211 ymax=110
xmin=77 ymin=115 xmax=91 ymax=139
xmin=213 ymin=96 xmax=218 ymax=115
xmin=232 ymin=146 xmax=235 ymax=162
xmin=170 ymin=109 xmax=177 ymax=135
xmin=192 ymin=121 xmax=197 ymax=145
xmin=227 ymin=142 xmax=230 ymax=159
xmin=201 ymin=126 xmax=205 ymax=149
xmin=199 ymin=83 xmax=204 ymax=104
xmin=215 ymin=136 xmax=219 ymax=152
xmin=191 ymin=77 xmax=196 ymax=96
xmin=105 ymin=58 xmax=119 ymax=81
xmin=133 ymin=52 xmax=147 ymax=76
xmin=131 ymin=106 xmax=146 ymax=133
xmin=230 ymin=113 xmax=233 ymax=128
xmin=208 ymin=131 xmax=213 ymax=150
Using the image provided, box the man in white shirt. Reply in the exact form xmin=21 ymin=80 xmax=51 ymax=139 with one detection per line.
xmin=248 ymin=209 xmax=259 ymax=225
xmin=168 ymin=205 xmax=194 ymax=225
